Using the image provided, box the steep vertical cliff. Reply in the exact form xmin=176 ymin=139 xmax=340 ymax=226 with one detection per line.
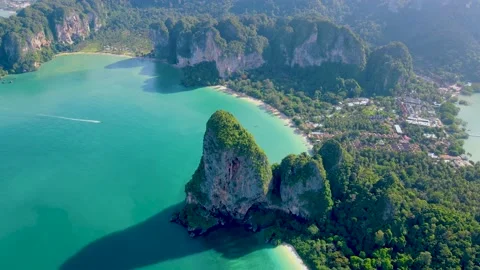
xmin=177 ymin=110 xmax=272 ymax=234
xmin=364 ymin=42 xmax=413 ymax=96
xmin=275 ymin=153 xmax=333 ymax=220
xmin=175 ymin=110 xmax=333 ymax=235
xmin=0 ymin=1 xmax=104 ymax=72
xmin=284 ymin=20 xmax=366 ymax=68
xmin=150 ymin=17 xmax=367 ymax=78
xmin=151 ymin=23 xmax=266 ymax=77
xmin=55 ymin=11 xmax=101 ymax=44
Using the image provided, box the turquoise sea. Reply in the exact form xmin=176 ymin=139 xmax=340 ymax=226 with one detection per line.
xmin=0 ymin=9 xmax=15 ymax=17
xmin=0 ymin=55 xmax=308 ymax=270
xmin=459 ymin=94 xmax=480 ymax=162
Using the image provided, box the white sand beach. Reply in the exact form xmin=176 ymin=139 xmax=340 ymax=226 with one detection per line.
xmin=212 ymin=85 xmax=313 ymax=151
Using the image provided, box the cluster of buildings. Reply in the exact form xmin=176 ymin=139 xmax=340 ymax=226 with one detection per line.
xmin=398 ymin=97 xmax=442 ymax=128
xmin=335 ymin=98 xmax=371 ymax=111
xmin=0 ymin=0 xmax=32 ymax=11
xmin=345 ymin=98 xmax=370 ymax=107
xmin=432 ymin=154 xmax=472 ymax=168
xmin=301 ymin=89 xmax=472 ymax=168
xmin=437 ymin=83 xmax=466 ymax=97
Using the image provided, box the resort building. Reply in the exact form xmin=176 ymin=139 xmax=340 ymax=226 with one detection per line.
xmin=406 ymin=117 xmax=431 ymax=127
xmin=394 ymin=125 xmax=403 ymax=134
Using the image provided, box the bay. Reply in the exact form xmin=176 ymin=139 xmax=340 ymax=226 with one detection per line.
xmin=0 ymin=9 xmax=15 ymax=17
xmin=0 ymin=54 xmax=308 ymax=270
xmin=459 ymin=94 xmax=480 ymax=162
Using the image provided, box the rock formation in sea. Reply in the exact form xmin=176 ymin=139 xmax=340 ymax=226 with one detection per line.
xmin=174 ymin=110 xmax=333 ymax=236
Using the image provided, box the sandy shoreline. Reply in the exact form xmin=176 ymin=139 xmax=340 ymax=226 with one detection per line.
xmin=55 ymin=52 xmax=165 ymax=63
xmin=212 ymin=85 xmax=313 ymax=151
xmin=277 ymin=243 xmax=309 ymax=270
xmin=56 ymin=51 xmax=133 ymax=58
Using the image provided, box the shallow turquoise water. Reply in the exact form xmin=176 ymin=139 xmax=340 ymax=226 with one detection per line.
xmin=459 ymin=95 xmax=480 ymax=162
xmin=0 ymin=55 xmax=308 ymax=270
xmin=0 ymin=9 xmax=15 ymax=17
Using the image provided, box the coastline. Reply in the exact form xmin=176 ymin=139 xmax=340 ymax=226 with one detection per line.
xmin=212 ymin=85 xmax=313 ymax=151
xmin=54 ymin=52 xmax=164 ymax=63
xmin=458 ymin=94 xmax=480 ymax=162
xmin=212 ymin=84 xmax=311 ymax=269
xmin=276 ymin=243 xmax=309 ymax=270
xmin=55 ymin=51 xmax=133 ymax=58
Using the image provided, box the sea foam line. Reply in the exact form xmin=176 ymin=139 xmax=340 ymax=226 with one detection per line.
xmin=36 ymin=114 xmax=101 ymax=124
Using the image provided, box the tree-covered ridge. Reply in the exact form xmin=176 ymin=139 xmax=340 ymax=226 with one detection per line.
xmin=2 ymin=0 xmax=478 ymax=81
xmin=228 ymin=0 xmax=480 ymax=82
xmin=0 ymin=0 xmax=414 ymax=96
xmin=0 ymin=0 xmax=105 ymax=73
xmin=365 ymin=42 xmax=413 ymax=96
xmin=274 ymin=153 xmax=333 ymax=220
xmin=152 ymin=14 xmax=367 ymax=66
xmin=130 ymin=0 xmax=480 ymax=81
xmin=153 ymin=14 xmax=411 ymax=97
xmin=265 ymin=140 xmax=480 ymax=269
xmin=180 ymin=111 xmax=480 ymax=269
xmin=278 ymin=153 xmax=324 ymax=186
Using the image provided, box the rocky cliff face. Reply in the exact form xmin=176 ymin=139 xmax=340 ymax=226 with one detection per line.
xmin=365 ymin=42 xmax=413 ymax=96
xmin=150 ymin=18 xmax=366 ymax=78
xmin=277 ymin=154 xmax=333 ymax=219
xmin=289 ymin=22 xmax=366 ymax=68
xmin=184 ymin=111 xmax=271 ymax=221
xmin=2 ymin=32 xmax=23 ymax=66
xmin=175 ymin=110 xmax=333 ymax=235
xmin=26 ymin=31 xmax=51 ymax=51
xmin=1 ymin=8 xmax=102 ymax=71
xmin=172 ymin=30 xmax=264 ymax=77
xmin=55 ymin=11 xmax=100 ymax=44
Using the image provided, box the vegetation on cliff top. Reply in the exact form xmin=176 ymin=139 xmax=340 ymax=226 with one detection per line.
xmin=264 ymin=140 xmax=480 ymax=269
xmin=279 ymin=153 xmax=326 ymax=186
xmin=181 ymin=113 xmax=480 ymax=269
xmin=206 ymin=110 xmax=272 ymax=193
xmin=318 ymin=139 xmax=353 ymax=200
xmin=365 ymin=42 xmax=413 ymax=96
xmin=2 ymin=0 xmax=479 ymax=82
xmin=277 ymin=153 xmax=333 ymax=220
xmin=0 ymin=0 xmax=104 ymax=73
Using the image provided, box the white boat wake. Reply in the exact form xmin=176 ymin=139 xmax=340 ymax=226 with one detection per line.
xmin=36 ymin=114 xmax=101 ymax=124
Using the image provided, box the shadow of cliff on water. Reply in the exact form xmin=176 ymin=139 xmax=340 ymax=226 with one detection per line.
xmin=104 ymin=58 xmax=195 ymax=94
xmin=60 ymin=203 xmax=271 ymax=270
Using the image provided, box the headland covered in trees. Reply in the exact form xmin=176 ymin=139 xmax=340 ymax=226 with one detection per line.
xmin=2 ymin=0 xmax=480 ymax=269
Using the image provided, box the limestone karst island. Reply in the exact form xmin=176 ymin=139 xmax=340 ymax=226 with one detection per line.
xmin=173 ymin=110 xmax=333 ymax=236
xmin=1 ymin=1 xmax=480 ymax=270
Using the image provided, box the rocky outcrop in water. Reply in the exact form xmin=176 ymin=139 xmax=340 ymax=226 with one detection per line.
xmin=175 ymin=110 xmax=271 ymax=234
xmin=174 ymin=110 xmax=333 ymax=236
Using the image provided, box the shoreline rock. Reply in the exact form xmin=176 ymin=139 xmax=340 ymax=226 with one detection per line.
xmin=174 ymin=110 xmax=332 ymax=240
